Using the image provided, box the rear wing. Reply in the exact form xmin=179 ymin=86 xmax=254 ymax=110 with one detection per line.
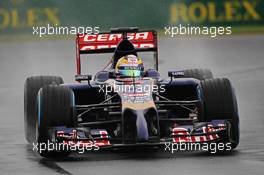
xmin=75 ymin=27 xmax=158 ymax=75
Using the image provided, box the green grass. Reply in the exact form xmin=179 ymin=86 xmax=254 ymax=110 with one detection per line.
xmin=231 ymin=26 xmax=264 ymax=34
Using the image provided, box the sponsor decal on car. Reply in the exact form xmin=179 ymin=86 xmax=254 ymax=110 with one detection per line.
xmin=172 ymin=124 xmax=225 ymax=143
xmin=78 ymin=32 xmax=155 ymax=50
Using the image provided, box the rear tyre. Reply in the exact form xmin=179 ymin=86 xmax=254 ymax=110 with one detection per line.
xmin=201 ymin=78 xmax=239 ymax=149
xmin=183 ymin=69 xmax=213 ymax=80
xmin=24 ymin=76 xmax=64 ymax=143
xmin=37 ymin=85 xmax=76 ymax=157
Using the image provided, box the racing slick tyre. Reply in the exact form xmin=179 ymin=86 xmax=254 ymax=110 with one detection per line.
xmin=201 ymin=78 xmax=239 ymax=149
xmin=183 ymin=69 xmax=213 ymax=80
xmin=37 ymin=85 xmax=76 ymax=157
xmin=24 ymin=76 xmax=64 ymax=143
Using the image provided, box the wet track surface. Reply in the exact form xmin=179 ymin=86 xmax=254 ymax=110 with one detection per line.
xmin=0 ymin=35 xmax=264 ymax=174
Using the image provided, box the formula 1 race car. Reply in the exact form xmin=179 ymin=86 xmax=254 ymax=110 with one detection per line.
xmin=24 ymin=27 xmax=239 ymax=157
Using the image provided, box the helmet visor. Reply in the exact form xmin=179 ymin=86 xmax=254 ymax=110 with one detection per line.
xmin=119 ymin=69 xmax=141 ymax=77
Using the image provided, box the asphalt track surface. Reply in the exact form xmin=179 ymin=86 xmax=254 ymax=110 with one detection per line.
xmin=0 ymin=35 xmax=264 ymax=175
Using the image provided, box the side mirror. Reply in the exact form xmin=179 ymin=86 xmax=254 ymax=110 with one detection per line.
xmin=168 ymin=71 xmax=184 ymax=78
xmin=75 ymin=74 xmax=92 ymax=84
xmin=168 ymin=71 xmax=185 ymax=81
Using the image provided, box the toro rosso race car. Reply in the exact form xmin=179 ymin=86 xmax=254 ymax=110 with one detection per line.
xmin=24 ymin=27 xmax=239 ymax=157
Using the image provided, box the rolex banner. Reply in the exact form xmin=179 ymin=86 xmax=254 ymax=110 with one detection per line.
xmin=0 ymin=0 xmax=263 ymax=37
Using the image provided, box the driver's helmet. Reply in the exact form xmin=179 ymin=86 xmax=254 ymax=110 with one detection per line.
xmin=115 ymin=54 xmax=144 ymax=77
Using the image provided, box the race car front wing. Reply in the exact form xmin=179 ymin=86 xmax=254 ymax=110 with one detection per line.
xmin=44 ymin=119 xmax=231 ymax=151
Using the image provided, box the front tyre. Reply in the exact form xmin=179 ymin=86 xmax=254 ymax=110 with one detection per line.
xmin=201 ymin=78 xmax=239 ymax=149
xmin=37 ymin=85 xmax=76 ymax=157
xmin=24 ymin=76 xmax=64 ymax=143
